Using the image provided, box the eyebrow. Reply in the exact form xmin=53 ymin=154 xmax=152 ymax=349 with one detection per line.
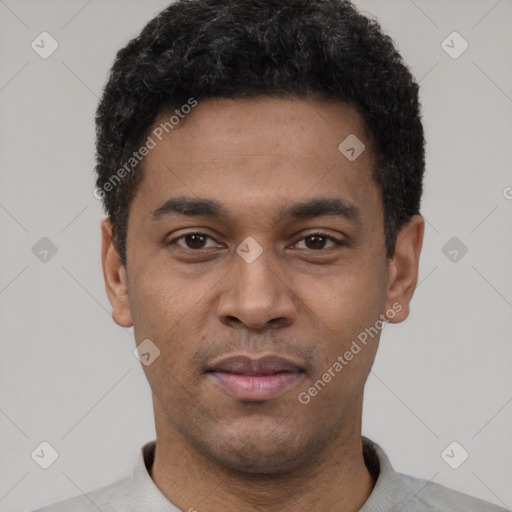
xmin=151 ymin=196 xmax=361 ymax=224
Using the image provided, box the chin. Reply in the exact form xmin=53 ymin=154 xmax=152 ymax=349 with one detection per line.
xmin=198 ymin=418 xmax=326 ymax=475
xmin=210 ymin=444 xmax=310 ymax=475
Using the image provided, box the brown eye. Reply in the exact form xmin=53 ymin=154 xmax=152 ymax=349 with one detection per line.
xmin=169 ymin=232 xmax=219 ymax=250
xmin=304 ymin=235 xmax=328 ymax=250
xmin=295 ymin=233 xmax=340 ymax=250
xmin=183 ymin=234 xmax=208 ymax=249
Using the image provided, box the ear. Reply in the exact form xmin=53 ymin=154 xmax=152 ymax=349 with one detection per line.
xmin=385 ymin=215 xmax=424 ymax=323
xmin=101 ymin=218 xmax=133 ymax=327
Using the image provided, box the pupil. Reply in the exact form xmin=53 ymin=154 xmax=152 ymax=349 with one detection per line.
xmin=184 ymin=235 xmax=328 ymax=250
xmin=187 ymin=234 xmax=206 ymax=249
xmin=306 ymin=235 xmax=325 ymax=250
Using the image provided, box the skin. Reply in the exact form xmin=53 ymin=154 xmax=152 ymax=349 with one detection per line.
xmin=101 ymin=96 xmax=424 ymax=512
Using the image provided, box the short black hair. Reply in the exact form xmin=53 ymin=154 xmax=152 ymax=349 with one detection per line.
xmin=95 ymin=0 xmax=425 ymax=266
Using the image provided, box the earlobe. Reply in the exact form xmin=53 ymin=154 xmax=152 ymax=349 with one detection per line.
xmin=385 ymin=215 xmax=424 ymax=324
xmin=101 ymin=218 xmax=133 ymax=328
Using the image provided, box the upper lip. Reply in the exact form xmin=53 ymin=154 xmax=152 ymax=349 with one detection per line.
xmin=206 ymin=355 xmax=305 ymax=376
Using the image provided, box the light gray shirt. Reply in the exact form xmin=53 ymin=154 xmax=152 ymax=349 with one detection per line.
xmin=33 ymin=437 xmax=509 ymax=511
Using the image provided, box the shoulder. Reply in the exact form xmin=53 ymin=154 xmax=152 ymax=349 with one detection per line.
xmin=395 ymin=472 xmax=509 ymax=512
xmin=31 ymin=476 xmax=131 ymax=512
xmin=361 ymin=437 xmax=509 ymax=512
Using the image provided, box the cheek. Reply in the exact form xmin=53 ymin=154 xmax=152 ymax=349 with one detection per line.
xmin=300 ymin=261 xmax=388 ymax=335
xmin=127 ymin=275 xmax=178 ymax=360
xmin=127 ymin=262 xmax=221 ymax=379
xmin=296 ymin=261 xmax=388 ymax=392
xmin=129 ymin=269 xmax=204 ymax=405
xmin=128 ymin=260 xmax=204 ymax=329
xmin=299 ymin=270 xmax=384 ymax=405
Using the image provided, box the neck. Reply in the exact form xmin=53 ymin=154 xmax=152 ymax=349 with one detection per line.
xmin=150 ymin=399 xmax=375 ymax=512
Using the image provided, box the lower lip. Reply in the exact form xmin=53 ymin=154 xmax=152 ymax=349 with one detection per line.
xmin=209 ymin=371 xmax=304 ymax=401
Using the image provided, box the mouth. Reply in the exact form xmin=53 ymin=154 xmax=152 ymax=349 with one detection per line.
xmin=206 ymin=354 xmax=306 ymax=402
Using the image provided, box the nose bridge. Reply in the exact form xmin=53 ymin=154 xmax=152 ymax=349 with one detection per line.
xmin=217 ymin=240 xmax=296 ymax=329
xmin=236 ymin=250 xmax=277 ymax=303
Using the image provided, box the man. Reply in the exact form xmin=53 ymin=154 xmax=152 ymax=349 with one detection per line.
xmin=34 ymin=0 xmax=507 ymax=510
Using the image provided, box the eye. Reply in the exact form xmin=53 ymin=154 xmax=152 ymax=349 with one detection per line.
xmin=167 ymin=231 xmax=343 ymax=252
xmin=169 ymin=232 xmax=221 ymax=250
xmin=294 ymin=233 xmax=342 ymax=250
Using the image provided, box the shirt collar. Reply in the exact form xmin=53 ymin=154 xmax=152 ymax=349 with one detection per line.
xmin=130 ymin=436 xmax=399 ymax=511
xmin=128 ymin=440 xmax=181 ymax=511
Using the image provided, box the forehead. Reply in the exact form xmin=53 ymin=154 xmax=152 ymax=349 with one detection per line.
xmin=131 ymin=96 xmax=380 ymax=223
xmin=149 ymin=96 xmax=371 ymax=163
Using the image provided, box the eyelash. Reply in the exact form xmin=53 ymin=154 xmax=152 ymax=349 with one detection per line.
xmin=167 ymin=231 xmax=344 ymax=251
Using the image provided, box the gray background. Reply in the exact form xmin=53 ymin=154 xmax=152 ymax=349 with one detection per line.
xmin=1 ymin=0 xmax=511 ymax=510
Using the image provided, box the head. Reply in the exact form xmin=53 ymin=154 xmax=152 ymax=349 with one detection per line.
xmin=99 ymin=0 xmax=425 ymax=474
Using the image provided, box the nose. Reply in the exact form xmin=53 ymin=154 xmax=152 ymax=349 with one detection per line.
xmin=216 ymin=246 xmax=297 ymax=330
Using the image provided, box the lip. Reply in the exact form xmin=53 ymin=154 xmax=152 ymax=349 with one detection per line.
xmin=206 ymin=354 xmax=305 ymax=401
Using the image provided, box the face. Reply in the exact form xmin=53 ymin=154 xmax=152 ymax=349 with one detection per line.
xmin=102 ymin=96 xmax=423 ymax=473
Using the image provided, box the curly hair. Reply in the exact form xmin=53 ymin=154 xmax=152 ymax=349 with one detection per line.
xmin=95 ymin=0 xmax=425 ymax=266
